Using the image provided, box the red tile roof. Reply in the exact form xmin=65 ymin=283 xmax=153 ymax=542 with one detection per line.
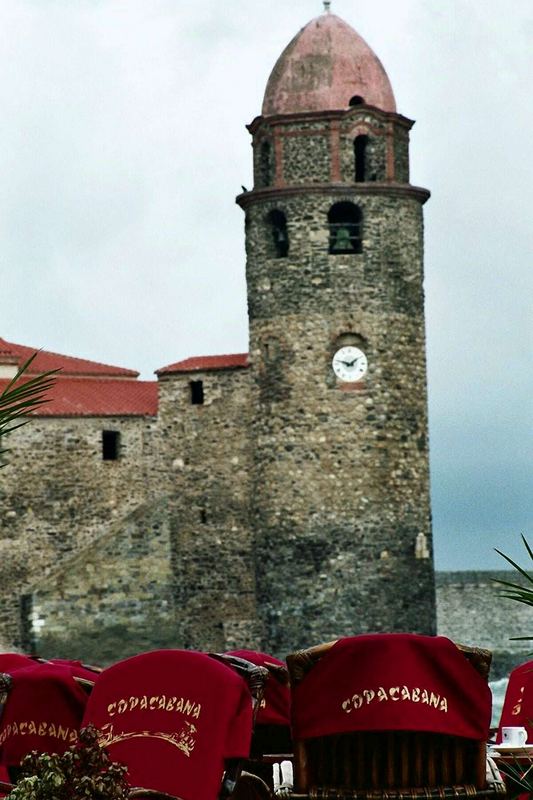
xmin=0 ymin=336 xmax=156 ymax=417
xmin=0 ymin=337 xmax=138 ymax=377
xmin=157 ymin=353 xmax=249 ymax=376
xmin=0 ymin=377 xmax=158 ymax=417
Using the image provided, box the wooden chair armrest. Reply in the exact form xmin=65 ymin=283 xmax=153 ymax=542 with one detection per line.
xmin=73 ymin=676 xmax=95 ymax=694
xmin=0 ymin=673 xmax=12 ymax=725
xmin=286 ymin=641 xmax=338 ymax=686
xmin=208 ymin=653 xmax=269 ymax=725
xmin=455 ymin=644 xmax=492 ymax=680
xmin=230 ymin=772 xmax=272 ymax=800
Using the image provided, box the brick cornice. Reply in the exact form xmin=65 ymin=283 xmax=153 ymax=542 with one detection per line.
xmin=236 ymin=182 xmax=430 ymax=209
xmin=247 ymin=106 xmax=414 ymax=134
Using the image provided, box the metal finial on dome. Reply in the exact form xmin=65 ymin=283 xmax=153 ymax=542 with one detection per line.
xmin=323 ymin=1 xmax=331 ymax=13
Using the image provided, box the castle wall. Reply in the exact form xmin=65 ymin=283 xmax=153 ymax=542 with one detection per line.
xmin=28 ymin=501 xmax=175 ymax=663
xmin=0 ymin=414 xmax=153 ymax=646
xmin=436 ymin=571 xmax=533 ymax=679
xmin=25 ymin=565 xmax=531 ymax=675
xmin=152 ymin=367 xmax=260 ymax=651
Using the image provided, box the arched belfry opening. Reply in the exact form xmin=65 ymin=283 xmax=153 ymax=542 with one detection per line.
xmin=266 ymin=209 xmax=289 ymax=257
xmin=259 ymin=140 xmax=273 ymax=187
xmin=349 ymin=95 xmax=365 ymax=107
xmin=354 ymin=135 xmax=369 ymax=182
xmin=328 ymin=202 xmax=362 ymax=254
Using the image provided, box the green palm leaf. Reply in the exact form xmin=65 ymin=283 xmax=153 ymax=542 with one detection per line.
xmin=493 ymin=535 xmax=533 ymax=641
xmin=0 ymin=352 xmax=58 ymax=466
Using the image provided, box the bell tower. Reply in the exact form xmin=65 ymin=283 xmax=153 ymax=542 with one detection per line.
xmin=237 ymin=11 xmax=436 ymax=652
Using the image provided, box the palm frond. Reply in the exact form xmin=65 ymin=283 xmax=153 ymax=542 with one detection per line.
xmin=499 ymin=595 xmax=533 ymax=608
xmin=497 ymin=758 xmax=533 ymax=793
xmin=521 ymin=534 xmax=533 ymax=562
xmin=493 ymin=577 xmax=533 ymax=592
xmin=0 ymin=352 xmax=59 ymax=467
xmin=494 ymin=546 xmax=533 ymax=585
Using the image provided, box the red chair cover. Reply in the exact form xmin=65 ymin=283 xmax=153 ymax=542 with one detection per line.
xmin=0 ymin=655 xmax=39 ymax=674
xmin=0 ymin=664 xmax=88 ymax=767
xmin=497 ymin=659 xmax=533 ymax=743
xmin=82 ymin=649 xmax=253 ymax=800
xmin=227 ymin=650 xmax=290 ymax=727
xmin=49 ymin=659 xmax=101 ymax=681
xmin=291 ymin=634 xmax=491 ymax=741
xmin=0 ymin=765 xmax=10 ymax=800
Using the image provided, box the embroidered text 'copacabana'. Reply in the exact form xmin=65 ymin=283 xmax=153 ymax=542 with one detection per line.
xmin=342 ymin=686 xmax=448 ymax=714
xmin=106 ymin=694 xmax=201 ymax=719
xmin=0 ymin=721 xmax=78 ymax=746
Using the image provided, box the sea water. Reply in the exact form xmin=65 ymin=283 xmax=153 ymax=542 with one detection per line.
xmin=490 ymin=677 xmax=509 ymax=727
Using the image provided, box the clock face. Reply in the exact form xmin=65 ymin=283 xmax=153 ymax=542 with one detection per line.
xmin=332 ymin=346 xmax=368 ymax=382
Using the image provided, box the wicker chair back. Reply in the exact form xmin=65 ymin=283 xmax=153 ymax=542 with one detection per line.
xmin=286 ymin=637 xmax=501 ymax=800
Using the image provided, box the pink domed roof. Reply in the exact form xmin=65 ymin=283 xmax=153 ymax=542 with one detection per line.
xmin=262 ymin=13 xmax=396 ymax=116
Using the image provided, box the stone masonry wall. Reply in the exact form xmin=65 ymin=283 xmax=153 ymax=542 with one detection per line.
xmin=9 ymin=366 xmax=261 ymax=662
xmin=155 ymin=367 xmax=260 ymax=651
xmin=242 ymin=99 xmax=435 ymax=654
xmin=436 ymin=571 xmax=533 ymax=679
xmin=19 ymin=560 xmax=533 ymax=671
xmin=0 ymin=104 xmax=433 ymax=661
xmin=0 ymin=414 xmax=154 ymax=645
xmin=283 ymin=131 xmax=331 ymax=184
xmin=252 ymin=107 xmax=412 ymax=190
xmin=28 ymin=500 xmax=174 ymax=664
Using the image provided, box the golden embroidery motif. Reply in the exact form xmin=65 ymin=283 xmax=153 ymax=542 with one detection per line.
xmin=512 ymin=684 xmax=525 ymax=716
xmin=341 ymin=686 xmax=448 ymax=714
xmin=98 ymin=721 xmax=197 ymax=758
xmin=106 ymin=694 xmax=201 ymax=719
xmin=0 ymin=721 xmax=78 ymax=746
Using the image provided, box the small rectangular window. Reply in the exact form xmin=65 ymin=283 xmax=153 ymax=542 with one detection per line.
xmin=102 ymin=430 xmax=120 ymax=461
xmin=190 ymin=380 xmax=204 ymax=405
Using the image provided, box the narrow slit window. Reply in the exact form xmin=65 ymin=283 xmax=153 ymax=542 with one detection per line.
xmin=266 ymin=209 xmax=289 ymax=258
xmin=102 ymin=430 xmax=120 ymax=461
xmin=259 ymin=140 xmax=273 ymax=187
xmin=354 ymin=135 xmax=368 ymax=182
xmin=200 ymin=509 xmax=207 ymax=524
xmin=190 ymin=380 xmax=204 ymax=405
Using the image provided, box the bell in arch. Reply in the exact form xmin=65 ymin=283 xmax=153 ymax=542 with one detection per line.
xmin=273 ymin=224 xmax=289 ymax=257
xmin=274 ymin=226 xmax=287 ymax=245
xmin=332 ymin=225 xmax=354 ymax=252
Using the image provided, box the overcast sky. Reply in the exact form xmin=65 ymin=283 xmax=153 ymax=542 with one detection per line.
xmin=0 ymin=0 xmax=531 ymax=571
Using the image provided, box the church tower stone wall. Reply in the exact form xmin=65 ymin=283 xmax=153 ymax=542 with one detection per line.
xmin=240 ymin=13 xmax=436 ymax=652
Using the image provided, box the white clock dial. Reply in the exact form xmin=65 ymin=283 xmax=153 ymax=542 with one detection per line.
xmin=332 ymin=346 xmax=368 ymax=382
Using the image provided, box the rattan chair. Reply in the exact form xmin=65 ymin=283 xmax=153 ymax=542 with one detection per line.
xmin=82 ymin=649 xmax=268 ymax=800
xmin=0 ymin=665 xmax=93 ymax=787
xmin=285 ymin=636 xmax=506 ymax=800
xmin=223 ymin=651 xmax=292 ymax=789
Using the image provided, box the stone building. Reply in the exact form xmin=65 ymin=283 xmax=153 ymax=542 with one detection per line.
xmin=0 ymin=11 xmax=438 ymax=662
